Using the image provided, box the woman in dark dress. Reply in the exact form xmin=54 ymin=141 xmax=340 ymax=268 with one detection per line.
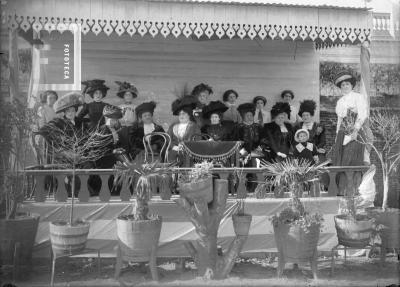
xmin=201 ymin=101 xmax=231 ymax=141
xmin=77 ymin=79 xmax=109 ymax=130
xmin=261 ymin=102 xmax=294 ymax=162
xmin=191 ymin=83 xmax=213 ymax=128
xmin=130 ymin=101 xmax=165 ymax=161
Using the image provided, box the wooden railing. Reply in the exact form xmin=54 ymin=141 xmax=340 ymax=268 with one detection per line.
xmin=23 ymin=166 xmax=369 ymax=203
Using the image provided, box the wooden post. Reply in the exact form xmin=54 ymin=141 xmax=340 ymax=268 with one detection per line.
xmin=9 ymin=27 xmax=20 ymax=101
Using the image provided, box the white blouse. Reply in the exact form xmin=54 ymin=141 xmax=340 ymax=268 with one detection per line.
xmin=119 ymin=103 xmax=136 ymax=126
xmin=173 ymin=122 xmax=189 ymax=140
xmin=335 ymin=91 xmax=368 ymax=130
xmin=254 ymin=109 xmax=271 ymax=124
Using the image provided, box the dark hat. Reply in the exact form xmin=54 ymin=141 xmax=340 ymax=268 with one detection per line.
xmin=202 ymin=101 xmax=228 ymax=119
xmin=237 ymin=103 xmax=256 ymax=116
xmin=281 ymin=90 xmax=294 ymax=99
xmin=171 ymin=95 xmax=198 ymax=116
xmin=115 ymin=81 xmax=138 ymax=98
xmin=136 ymin=101 xmax=157 ymax=118
xmin=298 ymin=100 xmax=317 ymax=117
xmin=191 ymin=83 xmax=213 ymax=97
xmin=103 ymin=105 xmax=123 ymax=119
xmin=334 ymin=70 xmax=357 ymax=88
xmin=253 ymin=96 xmax=267 ymax=106
xmin=54 ymin=92 xmax=83 ymax=114
xmin=82 ymin=79 xmax=109 ymax=98
xmin=222 ymin=89 xmax=239 ymax=102
xmin=271 ymin=102 xmax=291 ymax=119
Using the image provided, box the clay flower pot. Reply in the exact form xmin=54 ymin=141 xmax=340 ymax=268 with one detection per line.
xmin=179 ymin=175 xmax=213 ymax=203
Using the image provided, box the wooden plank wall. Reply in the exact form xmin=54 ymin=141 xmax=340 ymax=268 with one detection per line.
xmin=58 ymin=32 xmax=319 ymax=128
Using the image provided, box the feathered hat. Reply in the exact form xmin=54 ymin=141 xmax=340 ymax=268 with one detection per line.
xmin=171 ymin=95 xmax=198 ymax=116
xmin=115 ymin=81 xmax=138 ymax=98
xmin=270 ymin=102 xmax=291 ymax=119
xmin=334 ymin=70 xmax=356 ymax=88
xmin=294 ymin=128 xmax=310 ymax=142
xmin=191 ymin=83 xmax=213 ymax=97
xmin=298 ymin=100 xmax=317 ymax=117
xmin=202 ymin=101 xmax=228 ymax=119
xmin=81 ymin=79 xmax=109 ymax=98
xmin=54 ymin=92 xmax=83 ymax=114
xmin=253 ymin=96 xmax=267 ymax=106
xmin=237 ymin=103 xmax=256 ymax=117
xmin=103 ymin=105 xmax=123 ymax=119
xmin=136 ymin=101 xmax=157 ymax=118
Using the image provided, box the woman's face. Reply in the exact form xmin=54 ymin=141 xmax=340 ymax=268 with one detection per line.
xmin=340 ymin=81 xmax=353 ymax=95
xmin=123 ymin=92 xmax=134 ymax=103
xmin=282 ymin=93 xmax=292 ymax=103
xmin=198 ymin=91 xmax=210 ymax=105
xmin=47 ymin=93 xmax=57 ymax=107
xmin=178 ymin=110 xmax=190 ymax=123
xmin=227 ymin=93 xmax=237 ymax=104
xmin=243 ymin=112 xmax=254 ymax=123
xmin=210 ymin=113 xmax=220 ymax=125
xmin=274 ymin=113 xmax=286 ymax=126
xmin=256 ymin=99 xmax=265 ymax=110
xmin=65 ymin=107 xmax=76 ymax=120
xmin=301 ymin=112 xmax=312 ymax=123
xmin=141 ymin=112 xmax=153 ymax=124
xmin=93 ymin=90 xmax=103 ymax=102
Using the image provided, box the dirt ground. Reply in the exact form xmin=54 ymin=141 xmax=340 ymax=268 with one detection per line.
xmin=1 ymin=254 xmax=399 ymax=287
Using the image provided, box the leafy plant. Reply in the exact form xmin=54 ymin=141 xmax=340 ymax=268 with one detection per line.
xmin=178 ymin=161 xmax=213 ymax=184
xmin=114 ymin=160 xmax=176 ymax=220
xmin=236 ymin=198 xmax=245 ymax=215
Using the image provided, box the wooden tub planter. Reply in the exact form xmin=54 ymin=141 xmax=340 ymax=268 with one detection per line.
xmin=178 ymin=175 xmax=213 ymax=203
xmin=334 ymin=214 xmax=375 ymax=248
xmin=115 ymin=215 xmax=162 ymax=281
xmin=0 ymin=213 xmax=40 ymax=271
xmin=232 ymin=214 xmax=252 ymax=236
xmin=273 ymin=222 xmax=320 ymax=279
xmin=49 ymin=221 xmax=90 ymax=254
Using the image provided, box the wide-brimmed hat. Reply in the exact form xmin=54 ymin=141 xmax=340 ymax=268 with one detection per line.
xmin=253 ymin=96 xmax=267 ymax=106
xmin=136 ymin=101 xmax=157 ymax=118
xmin=334 ymin=70 xmax=356 ymax=88
xmin=103 ymin=105 xmax=123 ymax=119
xmin=271 ymin=102 xmax=291 ymax=119
xmin=298 ymin=100 xmax=317 ymax=117
xmin=237 ymin=103 xmax=256 ymax=116
xmin=115 ymin=81 xmax=138 ymax=98
xmin=54 ymin=92 xmax=83 ymax=114
xmin=294 ymin=129 xmax=310 ymax=142
xmin=202 ymin=101 xmax=228 ymax=119
xmin=82 ymin=79 xmax=109 ymax=98
xmin=171 ymin=95 xmax=198 ymax=116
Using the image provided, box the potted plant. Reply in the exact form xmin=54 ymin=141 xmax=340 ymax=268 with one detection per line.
xmin=232 ymin=198 xmax=252 ymax=237
xmin=359 ymin=109 xmax=400 ymax=259
xmin=0 ymin=99 xmax=40 ymax=272
xmin=262 ymin=158 xmax=329 ymax=278
xmin=114 ymin=160 xmax=176 ymax=280
xmin=39 ymin=117 xmax=113 ymax=254
xmin=178 ymin=161 xmax=213 ymax=203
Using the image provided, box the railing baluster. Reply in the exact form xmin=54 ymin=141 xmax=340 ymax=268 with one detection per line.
xmin=99 ymin=174 xmax=111 ymax=202
xmin=327 ymin=171 xmax=338 ymax=196
xmin=78 ymin=175 xmax=90 ymax=202
xmin=55 ymin=174 xmax=68 ymax=202
xmin=34 ymin=175 xmax=47 ymax=202
xmin=120 ymin=180 xmax=131 ymax=201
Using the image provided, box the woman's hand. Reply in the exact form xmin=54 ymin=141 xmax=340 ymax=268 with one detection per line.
xmin=277 ymin=152 xmax=287 ymax=158
xmin=349 ymin=131 xmax=358 ymax=141
xmin=317 ymin=148 xmax=325 ymax=154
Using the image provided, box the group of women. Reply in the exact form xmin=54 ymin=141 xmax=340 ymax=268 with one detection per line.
xmin=38 ymin=69 xmax=370 ymax=195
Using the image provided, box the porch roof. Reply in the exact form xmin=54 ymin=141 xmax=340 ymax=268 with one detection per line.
xmin=2 ymin=0 xmax=372 ymax=47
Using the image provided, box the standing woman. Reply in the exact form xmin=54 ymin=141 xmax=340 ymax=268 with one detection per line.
xmin=116 ymin=81 xmax=138 ymax=127
xmin=191 ymin=83 xmax=213 ymax=128
xmin=168 ymin=95 xmax=201 ymax=165
xmin=261 ymin=102 xmax=294 ymax=162
xmin=201 ymin=101 xmax=231 ymax=141
xmin=331 ymin=70 xmax=373 ymax=195
xmin=222 ymin=89 xmax=242 ymax=124
xmin=280 ymin=90 xmax=301 ymax=125
xmin=77 ymin=79 xmax=109 ymax=130
xmin=294 ymin=100 xmax=326 ymax=161
xmin=37 ymin=90 xmax=58 ymax=128
xmin=130 ymin=101 xmax=165 ymax=160
xmin=253 ymin=96 xmax=270 ymax=125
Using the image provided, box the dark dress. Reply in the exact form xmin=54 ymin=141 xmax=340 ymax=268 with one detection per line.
xmin=77 ymin=101 xmax=107 ymax=129
xmin=293 ymin=142 xmax=318 ymax=164
xmin=201 ymin=123 xmax=232 ymax=141
xmin=129 ymin=122 xmax=165 ymax=160
xmin=261 ymin=122 xmax=294 ymax=161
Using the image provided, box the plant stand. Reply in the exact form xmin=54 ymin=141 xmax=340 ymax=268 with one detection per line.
xmin=175 ymin=179 xmax=252 ymax=279
xmin=50 ymin=247 xmax=101 ymax=287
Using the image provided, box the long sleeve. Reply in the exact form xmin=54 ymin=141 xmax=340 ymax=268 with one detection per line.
xmin=77 ymin=103 xmax=89 ymax=120
xmin=315 ymin=124 xmax=326 ymax=149
xmin=354 ymin=92 xmax=368 ymax=130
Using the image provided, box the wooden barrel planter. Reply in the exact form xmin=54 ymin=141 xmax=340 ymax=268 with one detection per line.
xmin=0 ymin=213 xmax=40 ymax=266
xmin=273 ymin=223 xmax=320 ymax=262
xmin=334 ymin=214 xmax=374 ymax=248
xmin=179 ymin=175 xmax=213 ymax=203
xmin=116 ymin=215 xmax=162 ymax=261
xmin=232 ymin=214 xmax=252 ymax=236
xmin=366 ymin=207 xmax=400 ymax=249
xmin=49 ymin=221 xmax=90 ymax=254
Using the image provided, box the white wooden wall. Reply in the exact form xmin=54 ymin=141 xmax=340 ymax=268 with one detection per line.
xmin=55 ymin=33 xmax=320 ymax=127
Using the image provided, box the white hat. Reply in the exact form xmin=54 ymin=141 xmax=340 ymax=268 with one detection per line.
xmin=294 ymin=129 xmax=310 ymax=142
